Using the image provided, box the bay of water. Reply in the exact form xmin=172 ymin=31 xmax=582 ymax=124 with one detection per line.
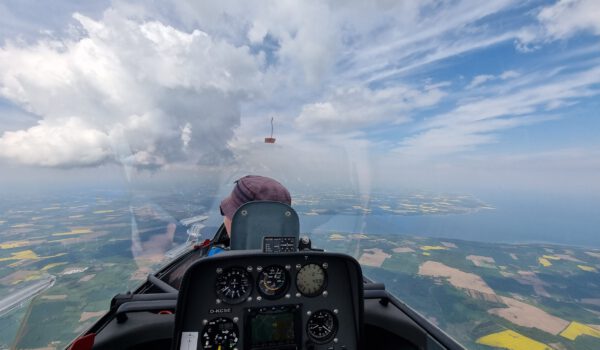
xmin=299 ymin=193 xmax=600 ymax=248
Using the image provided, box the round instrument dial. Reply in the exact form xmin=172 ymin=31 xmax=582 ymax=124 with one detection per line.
xmin=296 ymin=263 xmax=326 ymax=297
xmin=258 ymin=265 xmax=289 ymax=299
xmin=307 ymin=310 xmax=337 ymax=343
xmin=201 ymin=317 xmax=238 ymax=349
xmin=215 ymin=267 xmax=252 ymax=304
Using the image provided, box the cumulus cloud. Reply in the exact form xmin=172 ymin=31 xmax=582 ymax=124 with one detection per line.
xmin=154 ymin=0 xmax=342 ymax=86
xmin=0 ymin=10 xmax=262 ymax=168
xmin=0 ymin=0 xmax=110 ymax=43
xmin=0 ymin=117 xmax=111 ymax=167
xmin=0 ymin=1 xmax=375 ymax=170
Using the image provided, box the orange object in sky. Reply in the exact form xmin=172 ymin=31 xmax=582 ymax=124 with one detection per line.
xmin=264 ymin=117 xmax=276 ymax=143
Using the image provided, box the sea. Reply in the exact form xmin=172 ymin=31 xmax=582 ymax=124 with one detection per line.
xmin=298 ymin=192 xmax=600 ymax=248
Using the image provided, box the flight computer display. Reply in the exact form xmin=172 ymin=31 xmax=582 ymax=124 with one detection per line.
xmin=262 ymin=236 xmax=296 ymax=253
xmin=245 ymin=305 xmax=301 ymax=349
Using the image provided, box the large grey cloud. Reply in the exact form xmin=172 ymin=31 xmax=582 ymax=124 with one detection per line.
xmin=0 ymin=9 xmax=262 ymax=168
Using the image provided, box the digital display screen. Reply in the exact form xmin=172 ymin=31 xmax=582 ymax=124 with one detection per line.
xmin=249 ymin=310 xmax=296 ymax=348
xmin=218 ymin=322 xmax=234 ymax=331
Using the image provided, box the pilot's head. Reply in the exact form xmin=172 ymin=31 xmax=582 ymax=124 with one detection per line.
xmin=220 ymin=175 xmax=291 ymax=235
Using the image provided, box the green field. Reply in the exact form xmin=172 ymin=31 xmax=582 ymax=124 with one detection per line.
xmin=313 ymin=232 xmax=600 ymax=350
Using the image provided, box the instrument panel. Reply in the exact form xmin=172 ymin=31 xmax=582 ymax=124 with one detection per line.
xmin=174 ymin=251 xmax=362 ymax=350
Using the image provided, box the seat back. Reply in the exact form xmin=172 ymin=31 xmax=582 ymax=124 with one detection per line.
xmin=229 ymin=201 xmax=299 ymax=250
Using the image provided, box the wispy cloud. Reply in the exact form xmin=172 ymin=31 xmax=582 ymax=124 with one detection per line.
xmin=294 ymin=84 xmax=446 ymax=131
xmin=394 ymin=63 xmax=600 ymax=157
xmin=466 ymin=71 xmax=520 ymax=89
xmin=396 ymin=115 xmax=559 ymax=157
xmin=517 ymin=0 xmax=600 ymax=49
xmin=466 ymin=75 xmax=495 ymax=89
xmin=538 ymin=0 xmax=600 ymax=40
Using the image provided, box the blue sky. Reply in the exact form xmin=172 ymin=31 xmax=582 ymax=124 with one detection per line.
xmin=0 ymin=0 xmax=599 ymax=194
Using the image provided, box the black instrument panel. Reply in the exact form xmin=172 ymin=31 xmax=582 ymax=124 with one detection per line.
xmin=173 ymin=251 xmax=363 ymax=350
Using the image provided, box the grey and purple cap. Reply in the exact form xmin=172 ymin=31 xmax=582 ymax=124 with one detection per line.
xmin=219 ymin=175 xmax=291 ymax=219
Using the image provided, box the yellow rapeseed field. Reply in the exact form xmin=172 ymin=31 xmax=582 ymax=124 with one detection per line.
xmin=538 ymin=257 xmax=552 ymax=267
xmin=476 ymin=330 xmax=551 ymax=350
xmin=52 ymin=228 xmax=93 ymax=236
xmin=560 ymin=322 xmax=600 ymax=341
xmin=0 ymin=250 xmax=65 ymax=264
xmin=93 ymin=209 xmax=115 ymax=214
xmin=542 ymin=255 xmax=560 ymax=260
xmin=577 ymin=265 xmax=598 ymax=272
xmin=0 ymin=249 xmax=40 ymax=261
xmin=0 ymin=240 xmax=31 ymax=249
xmin=42 ymin=206 xmax=61 ymax=210
xmin=420 ymin=245 xmax=449 ymax=251
xmin=42 ymin=262 xmax=68 ymax=271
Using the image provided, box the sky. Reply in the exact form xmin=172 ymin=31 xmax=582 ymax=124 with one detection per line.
xmin=0 ymin=0 xmax=599 ymax=195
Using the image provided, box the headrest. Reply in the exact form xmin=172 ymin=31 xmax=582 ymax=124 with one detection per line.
xmin=229 ymin=201 xmax=299 ymax=250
